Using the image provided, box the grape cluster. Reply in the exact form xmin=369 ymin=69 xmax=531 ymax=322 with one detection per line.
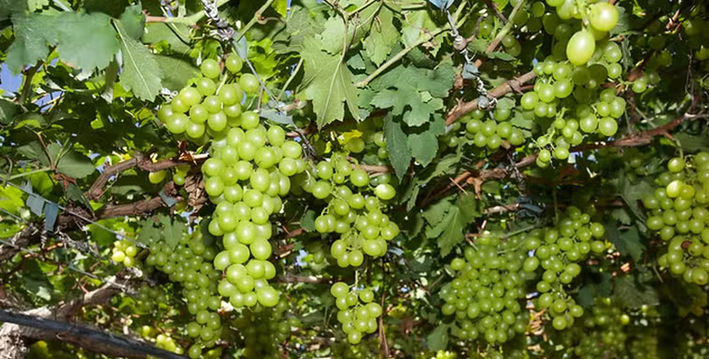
xmin=330 ymin=338 xmax=378 ymax=359
xmin=520 ymin=1 xmax=626 ymax=166
xmin=330 ymin=281 xmax=383 ymax=344
xmin=453 ymin=107 xmax=526 ymax=151
xmin=144 ymin=229 xmax=223 ymax=349
xmin=232 ymin=299 xmax=299 ymax=359
xmin=433 ymin=350 xmax=457 ymax=359
xmin=440 ymin=234 xmax=530 ymax=345
xmin=153 ymin=333 xmax=184 ymax=356
xmin=111 ymin=239 xmax=140 ymax=267
xmin=644 ymin=154 xmax=709 ymax=284
xmin=546 ymin=299 xmax=631 ymax=359
xmin=522 ymin=207 xmax=606 ymax=330
xmin=135 ymin=286 xmax=167 ymax=314
xmin=301 ymin=154 xmax=400 ymax=267
xmin=207 ymin=122 xmax=304 ymax=308
xmin=157 ymin=55 xmax=254 ymax=141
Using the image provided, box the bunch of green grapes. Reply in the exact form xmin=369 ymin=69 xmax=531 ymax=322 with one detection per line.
xmin=451 ymin=107 xmax=526 ymax=151
xmin=111 ymin=239 xmax=140 ymax=267
xmin=520 ymin=1 xmax=627 ymax=166
xmin=433 ymin=350 xmax=457 ymax=359
xmin=300 ymin=154 xmax=400 ymax=267
xmin=135 ymin=286 xmax=167 ymax=313
xmin=157 ymin=54 xmax=255 ymax=141
xmin=231 ymin=299 xmax=299 ymax=359
xmin=144 ymin=229 xmax=223 ymax=348
xmin=522 ymin=206 xmax=607 ymax=330
xmin=643 ymin=153 xmax=709 ymax=285
xmin=207 ymin=122 xmax=305 ymax=308
xmin=330 ymin=337 xmax=378 ymax=359
xmin=440 ymin=233 xmax=530 ymax=346
xmin=626 ymin=327 xmax=659 ymax=359
xmin=153 ymin=333 xmax=184 ymax=356
xmin=330 ymin=281 xmax=383 ymax=344
xmin=505 ymin=0 xmax=550 ymax=52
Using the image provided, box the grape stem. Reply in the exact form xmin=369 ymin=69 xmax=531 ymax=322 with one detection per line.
xmin=145 ymin=0 xmax=231 ymax=24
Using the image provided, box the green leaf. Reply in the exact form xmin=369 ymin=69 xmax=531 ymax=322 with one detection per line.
xmin=5 ymin=14 xmax=57 ymax=74
xmin=401 ymin=11 xmax=441 ymax=55
xmin=118 ymin=4 xmax=146 ymax=39
xmin=158 ymin=214 xmax=186 ymax=250
xmin=604 ymin=220 xmax=645 ymax=262
xmin=299 ymin=37 xmax=360 ymax=127
xmin=610 ymin=5 xmax=630 ymax=35
xmin=115 ymin=20 xmax=163 ymax=101
xmin=28 ymin=0 xmax=49 ymax=11
xmin=383 ymin=116 xmax=412 ymax=180
xmin=301 ymin=210 xmax=317 ymax=232
xmin=0 ymin=98 xmax=20 ymax=125
xmin=0 ymin=0 xmax=27 ymax=21
xmin=407 ymin=116 xmax=445 ymax=167
xmin=319 ymin=16 xmax=347 ymax=55
xmin=423 ymin=199 xmax=453 ymax=229
xmin=272 ymin=0 xmax=289 ymax=16
xmin=0 ymin=186 xmax=25 ymax=215
xmin=362 ymin=6 xmax=398 ymax=66
xmin=154 ymin=55 xmax=199 ymax=91
xmin=143 ymin=23 xmax=192 ymax=54
xmin=55 ymin=149 xmax=96 ymax=179
xmin=613 ymin=276 xmax=659 ymax=308
xmin=488 ymin=51 xmax=516 ymax=61
xmin=673 ymin=132 xmax=709 ymax=153
xmin=54 ymin=12 xmax=120 ymax=70
xmin=467 ymin=38 xmax=488 ymax=53
xmin=137 ymin=218 xmax=162 ymax=246
xmin=426 ymin=324 xmax=449 ymax=351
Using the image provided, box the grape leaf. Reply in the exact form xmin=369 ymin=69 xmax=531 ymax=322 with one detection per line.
xmin=5 ymin=14 xmax=57 ymax=74
xmin=488 ymin=51 xmax=516 ymax=61
xmin=143 ymin=23 xmax=192 ymax=54
xmin=299 ymin=37 xmax=360 ymax=128
xmin=54 ymin=12 xmax=120 ymax=70
xmin=118 ymin=4 xmax=146 ymax=40
xmin=115 ymin=20 xmax=163 ymax=101
xmin=320 ymin=16 xmax=347 ymax=55
xmin=383 ymin=116 xmax=412 ymax=180
xmin=363 ymin=6 xmax=398 ymax=66
xmin=0 ymin=98 xmax=19 ymax=125
xmin=426 ymin=324 xmax=449 ymax=352
xmin=613 ymin=276 xmax=659 ymax=308
xmin=158 ymin=214 xmax=186 ymax=251
xmin=28 ymin=0 xmax=49 ymax=12
xmin=423 ymin=199 xmax=452 ymax=228
xmin=603 ymin=220 xmax=645 ymax=262
xmin=154 ymin=55 xmax=199 ymax=91
xmin=55 ymin=149 xmax=96 ymax=179
xmin=0 ymin=0 xmax=27 ymax=21
xmin=301 ymin=210 xmax=317 ymax=232
xmin=401 ymin=10 xmax=441 ymax=55
xmin=271 ymin=0 xmax=289 ymax=16
xmin=137 ymin=218 xmax=162 ymax=246
xmin=407 ymin=117 xmax=445 ymax=166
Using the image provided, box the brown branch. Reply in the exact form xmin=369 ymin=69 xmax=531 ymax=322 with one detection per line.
xmin=87 ymin=155 xmax=193 ymax=201
xmin=446 ymin=70 xmax=537 ymax=126
xmin=481 ymin=0 xmax=507 ymax=23
xmin=98 ymin=182 xmax=181 ymax=219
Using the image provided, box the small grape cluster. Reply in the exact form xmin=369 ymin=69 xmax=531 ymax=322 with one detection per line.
xmin=111 ymin=239 xmax=140 ymax=267
xmin=453 ymin=107 xmax=526 ymax=151
xmin=153 ymin=333 xmax=184 ymax=356
xmin=522 ymin=207 xmax=606 ymax=330
xmin=440 ymin=234 xmax=529 ymax=345
xmin=433 ymin=350 xmax=457 ymax=359
xmin=548 ymin=299 xmax=629 ymax=359
xmin=644 ymin=153 xmax=709 ymax=285
xmin=330 ymin=282 xmax=383 ymax=344
xmin=135 ymin=286 xmax=167 ymax=314
xmin=330 ymin=338 xmax=378 ymax=359
xmin=302 ymin=154 xmax=400 ymax=267
xmin=232 ymin=299 xmax=298 ymax=359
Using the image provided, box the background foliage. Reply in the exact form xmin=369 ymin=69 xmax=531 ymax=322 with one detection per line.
xmin=0 ymin=0 xmax=709 ymax=358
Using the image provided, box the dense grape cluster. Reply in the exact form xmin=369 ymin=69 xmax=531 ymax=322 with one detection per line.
xmin=206 ymin=122 xmax=303 ymax=308
xmin=439 ymin=233 xmax=530 ymax=345
xmin=301 ymin=154 xmax=400 ymax=267
xmin=330 ymin=281 xmax=383 ymax=344
xmin=546 ymin=299 xmax=630 ymax=359
xmin=519 ymin=1 xmax=625 ymax=166
xmin=157 ymin=52 xmax=307 ymax=308
xmin=522 ymin=207 xmax=606 ymax=330
xmin=144 ymin=229 xmax=223 ymax=353
xmin=643 ymin=154 xmax=709 ymax=284
xmin=231 ymin=299 xmax=299 ymax=359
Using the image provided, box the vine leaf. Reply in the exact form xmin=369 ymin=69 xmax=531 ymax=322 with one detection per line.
xmin=158 ymin=214 xmax=186 ymax=251
xmin=118 ymin=4 xmax=146 ymax=40
xmin=48 ymin=144 xmax=96 ymax=180
xmin=613 ymin=276 xmax=659 ymax=308
xmin=603 ymin=219 xmax=645 ymax=262
xmin=0 ymin=99 xmax=19 ymax=124
xmin=363 ymin=6 xmax=398 ymax=66
xmin=299 ymin=37 xmax=360 ymax=128
xmin=54 ymin=12 xmax=120 ymax=71
xmin=383 ymin=116 xmax=412 ymax=180
xmin=115 ymin=20 xmax=163 ymax=101
xmin=426 ymin=324 xmax=449 ymax=351
xmin=424 ymin=193 xmax=479 ymax=256
xmin=407 ymin=116 xmax=445 ymax=167
xmin=5 ymin=14 xmax=56 ymax=74
xmin=154 ymin=55 xmax=199 ymax=91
